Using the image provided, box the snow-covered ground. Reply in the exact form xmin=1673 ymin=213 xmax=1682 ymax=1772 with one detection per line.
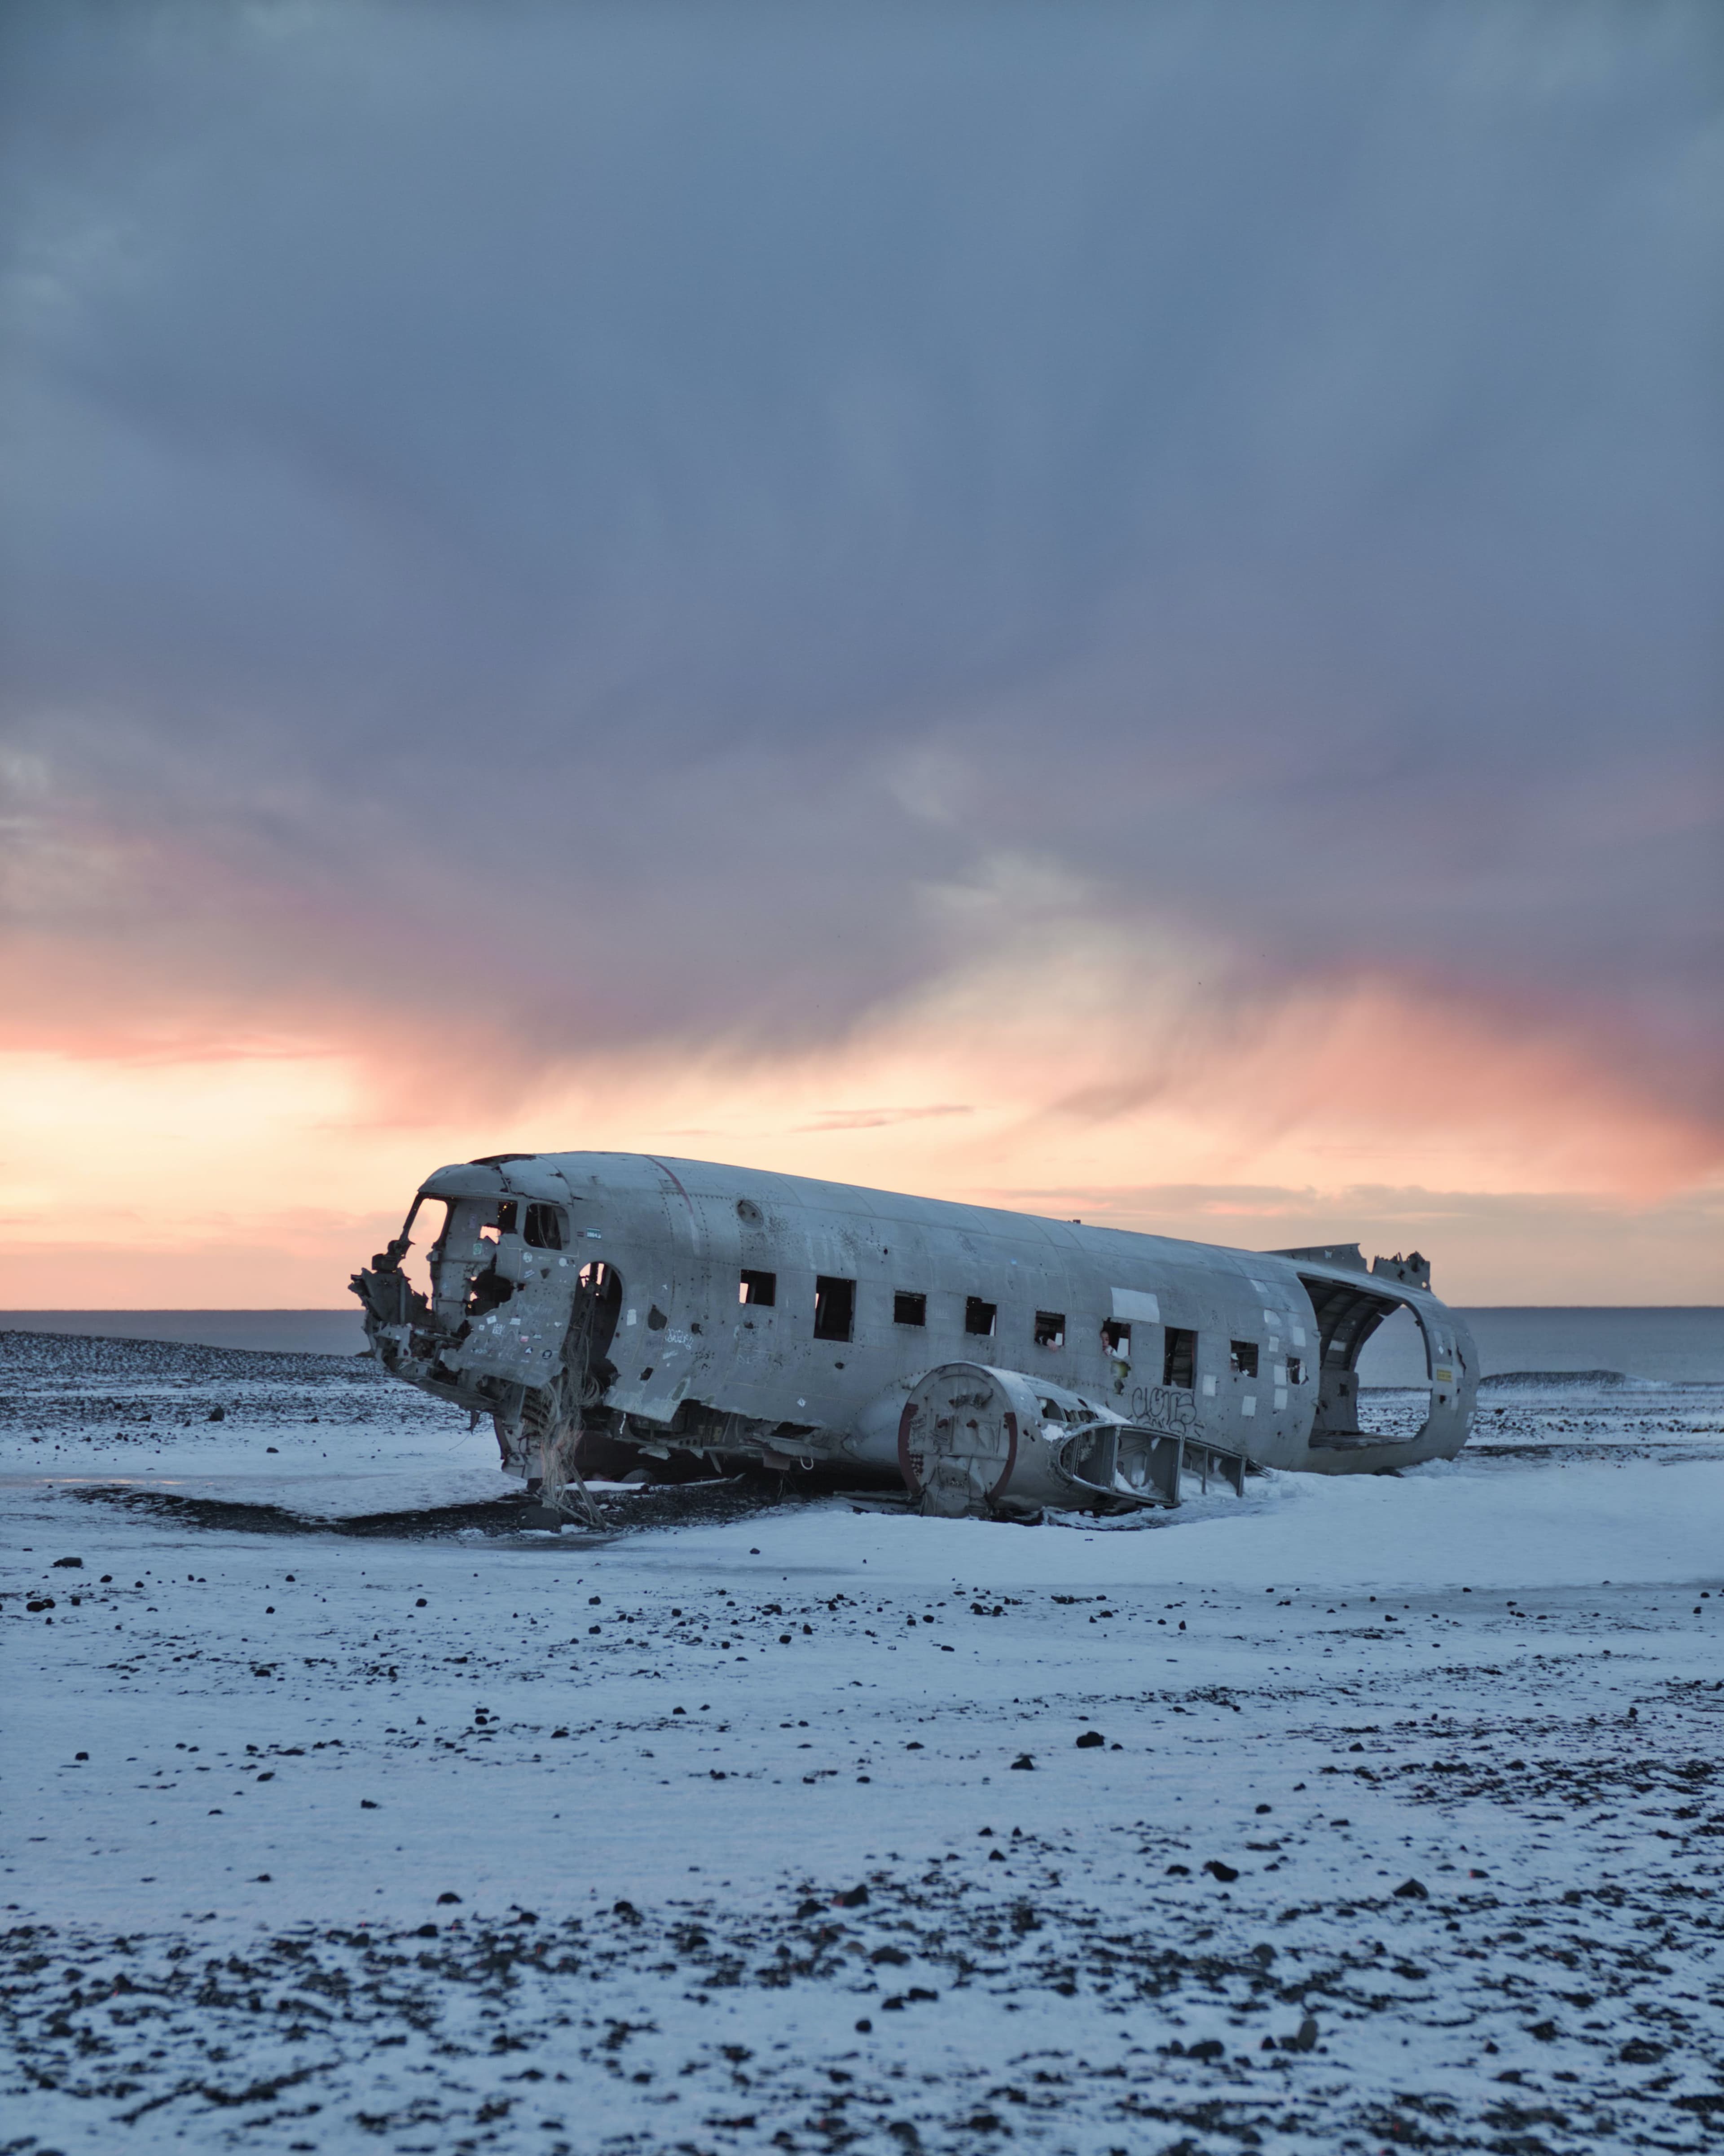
xmin=3 ymin=1330 xmax=1721 ymax=2155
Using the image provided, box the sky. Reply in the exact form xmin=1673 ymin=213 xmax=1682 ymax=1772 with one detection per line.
xmin=1 ymin=0 xmax=1720 ymax=1307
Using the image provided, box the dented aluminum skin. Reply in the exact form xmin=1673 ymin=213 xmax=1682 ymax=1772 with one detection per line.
xmin=350 ymin=1151 xmax=1477 ymax=1518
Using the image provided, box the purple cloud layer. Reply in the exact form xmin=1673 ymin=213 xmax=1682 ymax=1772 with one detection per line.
xmin=2 ymin=1 xmax=1719 ymax=1138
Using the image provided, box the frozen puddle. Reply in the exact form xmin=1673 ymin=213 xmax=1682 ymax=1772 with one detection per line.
xmin=4 ymin=1333 xmax=1722 ymax=2153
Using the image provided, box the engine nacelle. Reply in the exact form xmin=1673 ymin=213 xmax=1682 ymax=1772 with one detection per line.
xmin=894 ymin=1362 xmax=1236 ymax=1519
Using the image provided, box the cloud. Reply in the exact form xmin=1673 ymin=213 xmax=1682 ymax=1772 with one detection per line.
xmin=985 ymin=1181 xmax=1724 ymax=1306
xmin=0 ymin=0 xmax=1719 ymax=1204
xmin=2 ymin=1030 xmax=1717 ymax=1306
xmin=795 ymin=1106 xmax=974 ymax=1133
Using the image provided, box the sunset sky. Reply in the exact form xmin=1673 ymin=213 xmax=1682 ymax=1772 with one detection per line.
xmin=2 ymin=0 xmax=1719 ymax=1308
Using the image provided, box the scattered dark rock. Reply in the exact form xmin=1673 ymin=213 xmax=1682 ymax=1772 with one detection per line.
xmin=1075 ymin=1730 xmax=1105 ymax=1749
xmin=1393 ymin=1877 xmax=1429 ymax=1900
xmin=1203 ymin=1860 xmax=1239 ymax=1883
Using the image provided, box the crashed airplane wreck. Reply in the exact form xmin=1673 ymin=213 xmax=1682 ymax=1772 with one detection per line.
xmin=352 ymin=1154 xmax=1477 ymax=1524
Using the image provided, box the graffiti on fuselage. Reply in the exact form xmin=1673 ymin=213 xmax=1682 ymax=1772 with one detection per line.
xmin=1128 ymin=1383 xmax=1202 ymax=1437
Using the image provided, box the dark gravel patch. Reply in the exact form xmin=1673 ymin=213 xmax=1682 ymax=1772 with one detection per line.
xmin=71 ymin=1473 xmax=798 ymax=1542
xmin=0 ymin=1328 xmax=462 ymax=1442
xmin=6 ymin=1856 xmax=1720 ymax=2155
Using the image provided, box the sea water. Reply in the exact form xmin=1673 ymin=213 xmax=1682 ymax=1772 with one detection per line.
xmin=4 ymin=1304 xmax=1722 ymax=1381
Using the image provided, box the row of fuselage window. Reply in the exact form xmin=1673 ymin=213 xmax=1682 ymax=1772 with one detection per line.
xmin=736 ymin=1269 xmax=1304 ymax=1389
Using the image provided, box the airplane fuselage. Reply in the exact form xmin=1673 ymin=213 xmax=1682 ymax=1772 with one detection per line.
xmin=351 ymin=1151 xmax=1477 ymax=1512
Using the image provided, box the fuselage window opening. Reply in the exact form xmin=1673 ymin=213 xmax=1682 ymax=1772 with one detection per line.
xmin=1287 ymin=1356 xmax=1305 ymax=1384
xmin=894 ymin=1291 xmax=927 ymax=1326
xmin=466 ymin=1215 xmax=512 ymax=1316
xmin=524 ymin=1203 xmax=565 ymax=1250
xmin=465 ymin=1200 xmax=532 ymax=1317
xmin=739 ymin=1269 xmax=777 ymax=1307
xmin=1163 ymin=1326 xmax=1197 ymax=1389
xmin=1229 ymin=1339 xmax=1259 ymax=1377
xmin=1101 ymin=1320 xmax=1130 ymax=1358
xmin=574 ymin=1260 xmax=623 ymax=1363
xmin=1034 ymin=1310 xmax=1065 ymax=1349
xmin=964 ymin=1297 xmax=997 ymax=1338
xmin=814 ymin=1276 xmax=855 ymax=1343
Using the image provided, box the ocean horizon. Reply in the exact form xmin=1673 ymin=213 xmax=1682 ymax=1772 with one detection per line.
xmin=4 ymin=1305 xmax=1722 ymax=1383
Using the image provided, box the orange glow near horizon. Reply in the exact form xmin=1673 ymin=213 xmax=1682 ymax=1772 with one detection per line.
xmin=3 ymin=948 xmax=1719 ymax=1308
